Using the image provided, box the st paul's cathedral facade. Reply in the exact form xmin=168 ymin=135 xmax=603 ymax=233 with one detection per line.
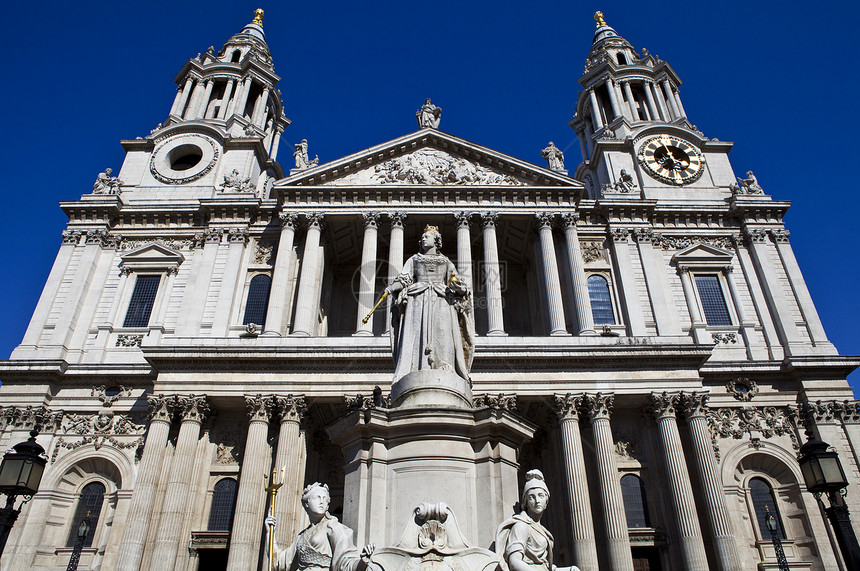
xmin=1 ymin=9 xmax=858 ymax=571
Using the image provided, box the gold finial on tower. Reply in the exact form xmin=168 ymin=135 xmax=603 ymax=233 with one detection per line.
xmin=594 ymin=11 xmax=606 ymax=28
xmin=253 ymin=8 xmax=265 ymax=26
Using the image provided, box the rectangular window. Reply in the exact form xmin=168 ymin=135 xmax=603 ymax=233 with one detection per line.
xmin=695 ymin=275 xmax=732 ymax=326
xmin=123 ymin=275 xmax=160 ymax=327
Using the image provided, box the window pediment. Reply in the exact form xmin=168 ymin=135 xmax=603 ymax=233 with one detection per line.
xmin=119 ymin=243 xmax=185 ymax=273
xmin=671 ymin=243 xmax=733 ymax=269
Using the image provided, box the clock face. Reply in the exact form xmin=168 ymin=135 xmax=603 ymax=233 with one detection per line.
xmin=637 ymin=136 xmax=704 ymax=185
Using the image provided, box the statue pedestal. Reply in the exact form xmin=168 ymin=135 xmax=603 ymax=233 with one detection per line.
xmin=389 ymin=370 xmax=472 ymax=409
xmin=326 ymin=405 xmax=535 ymax=548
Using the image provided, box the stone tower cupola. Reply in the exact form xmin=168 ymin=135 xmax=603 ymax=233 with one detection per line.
xmin=164 ymin=8 xmax=290 ymax=152
xmin=570 ymin=11 xmax=690 ymax=163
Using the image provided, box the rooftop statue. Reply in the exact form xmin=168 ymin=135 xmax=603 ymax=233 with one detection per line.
xmin=496 ymin=469 xmax=581 ymax=571
xmin=92 ymin=168 xmax=123 ymax=195
xmin=416 ymin=98 xmax=442 ymax=129
xmin=265 ymin=482 xmax=379 ymax=571
xmin=541 ymin=142 xmax=565 ymax=171
xmin=737 ymin=170 xmax=764 ymax=195
xmin=294 ymin=139 xmax=320 ymax=170
xmin=386 ymin=226 xmax=474 ymax=383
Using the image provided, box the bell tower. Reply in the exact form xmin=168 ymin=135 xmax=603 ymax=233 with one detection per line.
xmin=115 ymin=9 xmax=290 ymax=199
xmin=570 ymin=11 xmax=738 ymax=201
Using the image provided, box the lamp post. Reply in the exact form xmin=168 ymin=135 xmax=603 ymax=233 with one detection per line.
xmin=0 ymin=430 xmax=47 ymax=558
xmin=66 ymin=512 xmax=90 ymax=571
xmin=765 ymin=505 xmax=789 ymax=571
xmin=797 ymin=430 xmax=860 ymax=569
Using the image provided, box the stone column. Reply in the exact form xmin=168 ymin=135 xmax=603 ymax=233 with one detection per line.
xmin=386 ymin=213 xmax=406 ymax=333
xmin=562 ymin=214 xmax=596 ymax=335
xmin=182 ymin=78 xmax=204 ymax=120
xmin=149 ymin=395 xmax=209 ymax=571
xmin=680 ymin=392 xmax=742 ymax=571
xmin=769 ymin=229 xmax=831 ymax=347
xmin=588 ymin=89 xmax=604 ymax=129
xmin=49 ymin=231 xmax=104 ymax=347
xmin=115 ymin=395 xmax=175 ymax=571
xmin=673 ymin=89 xmax=687 ymax=119
xmin=270 ymin=127 xmax=283 ymax=160
xmin=642 ymin=82 xmax=659 ymax=121
xmin=481 ymin=213 xmax=505 ymax=335
xmin=225 ymin=79 xmax=241 ymax=117
xmin=605 ymin=78 xmax=621 ymax=119
xmin=622 ymin=81 xmax=638 ymax=120
xmin=677 ymin=265 xmax=710 ymax=344
xmin=263 ymin=213 xmax=298 ymax=337
xmin=170 ymin=78 xmax=192 ymax=117
xmin=291 ymin=214 xmax=324 ymax=336
xmin=218 ymin=79 xmax=236 ymax=120
xmin=536 ymin=214 xmax=568 ymax=335
xmin=583 ymin=393 xmax=634 ymax=571
xmin=233 ymin=77 xmax=252 ymax=119
xmin=633 ymin=229 xmax=681 ymax=336
xmin=649 ymin=82 xmax=669 ymax=121
xmin=575 ymin=129 xmax=589 ymax=163
xmin=194 ymin=80 xmax=214 ymax=119
xmin=355 ymin=214 xmax=380 ymax=335
xmin=723 ymin=267 xmax=758 ymax=358
xmin=455 ymin=213 xmax=474 ymax=292
xmin=251 ymin=89 xmax=269 ymax=127
xmin=732 ymin=233 xmax=783 ymax=359
xmin=608 ymin=228 xmax=646 ymax=336
xmin=647 ymin=392 xmax=708 ymax=571
xmin=178 ymin=229 xmax=222 ymax=336
xmin=743 ymin=228 xmax=804 ymax=352
xmin=212 ymin=228 xmax=248 ymax=335
xmin=226 ymin=395 xmax=274 ymax=571
xmin=273 ymin=395 xmax=308 ymax=543
xmin=553 ymin=394 xmax=599 ymax=571
xmin=661 ymin=80 xmax=680 ymax=119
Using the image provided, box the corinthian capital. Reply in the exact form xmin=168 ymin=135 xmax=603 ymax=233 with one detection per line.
xmin=147 ymin=394 xmax=176 ymax=423
xmin=245 ymin=394 xmax=274 ymax=423
xmin=647 ymin=391 xmax=680 ymax=420
xmin=278 ymin=212 xmax=298 ymax=229
xmin=561 ymin=213 xmax=580 ymax=228
xmin=553 ymin=393 xmax=583 ymax=421
xmin=177 ymin=394 xmax=210 ymax=423
xmin=274 ymin=394 xmax=307 ymax=424
xmin=679 ymin=391 xmax=709 ymax=419
xmin=583 ymin=392 xmax=614 ymax=422
xmin=481 ymin=212 xmax=499 ymax=229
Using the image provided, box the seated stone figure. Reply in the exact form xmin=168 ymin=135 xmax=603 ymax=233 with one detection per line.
xmin=265 ymin=482 xmax=380 ymax=571
xmin=495 ymin=470 xmax=580 ymax=571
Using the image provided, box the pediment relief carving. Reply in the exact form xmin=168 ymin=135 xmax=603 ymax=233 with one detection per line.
xmin=671 ymin=243 xmax=733 ymax=266
xmin=325 ymin=148 xmax=529 ymax=186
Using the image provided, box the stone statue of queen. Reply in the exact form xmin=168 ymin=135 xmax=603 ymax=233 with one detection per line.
xmin=385 ymin=225 xmax=475 ymax=386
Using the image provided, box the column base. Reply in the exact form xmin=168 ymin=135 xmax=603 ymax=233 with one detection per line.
xmin=485 ymin=330 xmax=508 ymax=337
xmin=352 ymin=330 xmax=374 ymax=337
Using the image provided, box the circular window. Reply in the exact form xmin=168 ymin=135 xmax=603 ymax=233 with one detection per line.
xmin=150 ymin=134 xmax=220 ymax=184
xmin=168 ymin=145 xmax=203 ymax=171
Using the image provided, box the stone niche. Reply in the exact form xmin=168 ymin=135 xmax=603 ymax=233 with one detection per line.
xmin=327 ymin=404 xmax=535 ymax=548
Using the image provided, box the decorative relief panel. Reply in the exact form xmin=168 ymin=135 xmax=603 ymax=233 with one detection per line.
xmin=800 ymin=400 xmax=860 ymax=425
xmin=706 ymin=405 xmax=799 ymax=460
xmin=326 ymin=149 xmax=527 ymax=186
xmin=0 ymin=406 xmax=64 ymax=432
xmin=580 ymin=241 xmax=605 ymax=263
xmin=654 ymin=235 xmax=735 ymax=251
xmin=472 ymin=393 xmax=517 ymax=411
xmin=51 ymin=410 xmax=147 ymax=462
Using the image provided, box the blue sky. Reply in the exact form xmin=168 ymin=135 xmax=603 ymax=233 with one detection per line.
xmin=1 ymin=1 xmax=858 ymax=388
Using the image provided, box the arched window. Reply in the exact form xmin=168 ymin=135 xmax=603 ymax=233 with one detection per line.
xmin=621 ymin=474 xmax=651 ymax=528
xmin=231 ymin=50 xmax=241 ymax=62
xmin=66 ymin=482 xmax=105 ymax=547
xmin=588 ymin=275 xmax=615 ymax=325
xmin=750 ymin=477 xmax=785 ymax=539
xmin=617 ymin=53 xmax=628 ymax=65
xmin=208 ymin=478 xmax=239 ymax=531
xmin=243 ymin=274 xmax=272 ymax=326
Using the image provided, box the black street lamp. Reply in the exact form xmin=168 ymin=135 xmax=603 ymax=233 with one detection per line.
xmin=0 ymin=430 xmax=47 ymax=558
xmin=765 ymin=506 xmax=790 ymax=571
xmin=65 ymin=513 xmax=90 ymax=571
xmin=797 ymin=431 xmax=860 ymax=570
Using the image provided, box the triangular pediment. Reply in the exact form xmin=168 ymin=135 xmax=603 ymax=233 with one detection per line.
xmin=672 ymin=243 xmax=733 ymax=266
xmin=279 ymin=129 xmax=581 ymax=189
xmin=120 ymin=242 xmax=185 ymax=271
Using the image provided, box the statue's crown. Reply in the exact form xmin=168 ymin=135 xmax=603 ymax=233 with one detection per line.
xmin=424 ymin=225 xmax=439 ymax=234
